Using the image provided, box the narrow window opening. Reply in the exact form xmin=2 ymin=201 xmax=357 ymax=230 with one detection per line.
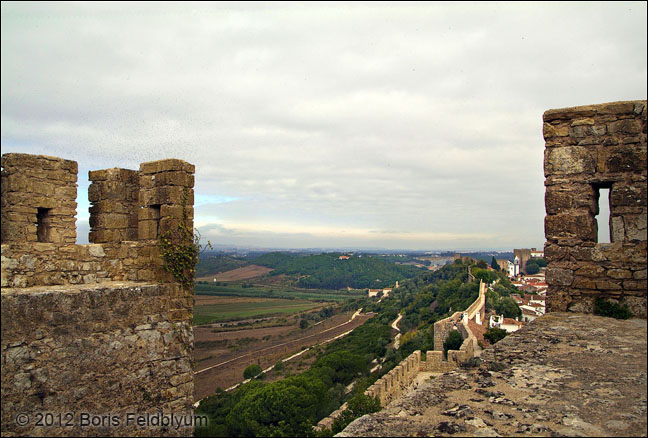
xmin=36 ymin=208 xmax=52 ymax=242
xmin=151 ymin=205 xmax=161 ymax=238
xmin=596 ymin=187 xmax=611 ymax=243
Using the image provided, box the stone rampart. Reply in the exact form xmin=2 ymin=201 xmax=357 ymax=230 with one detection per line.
xmin=433 ymin=280 xmax=486 ymax=353
xmin=321 ymin=270 xmax=488 ymax=432
xmin=364 ymin=350 xmax=422 ymax=408
xmin=1 ymin=283 xmax=194 ymax=436
xmin=543 ymin=100 xmax=647 ymax=317
xmin=433 ymin=312 xmax=462 ymax=353
xmin=1 ymin=153 xmax=196 ymax=436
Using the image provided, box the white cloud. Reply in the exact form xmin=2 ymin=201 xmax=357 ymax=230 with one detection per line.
xmin=2 ymin=2 xmax=646 ymax=250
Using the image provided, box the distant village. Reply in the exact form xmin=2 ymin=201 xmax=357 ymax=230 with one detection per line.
xmin=351 ymin=248 xmax=547 ymax=335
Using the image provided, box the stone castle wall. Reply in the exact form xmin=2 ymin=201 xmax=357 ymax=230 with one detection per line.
xmin=433 ymin=280 xmax=486 ymax=353
xmin=1 ymin=283 xmax=194 ymax=437
xmin=543 ymin=100 xmax=647 ymax=317
xmin=364 ymin=351 xmax=422 ymax=408
xmin=1 ymin=153 xmax=196 ymax=436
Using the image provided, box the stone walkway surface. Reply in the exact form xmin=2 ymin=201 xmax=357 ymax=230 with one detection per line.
xmin=339 ymin=313 xmax=647 ymax=437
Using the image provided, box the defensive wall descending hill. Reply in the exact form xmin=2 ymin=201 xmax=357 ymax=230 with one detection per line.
xmin=1 ymin=154 xmax=196 ymax=436
xmin=362 ymin=280 xmax=486 ymax=409
xmin=317 ymin=281 xmax=487 ymax=430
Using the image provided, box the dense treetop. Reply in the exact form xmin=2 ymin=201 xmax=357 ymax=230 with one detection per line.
xmin=250 ymin=252 xmax=424 ymax=289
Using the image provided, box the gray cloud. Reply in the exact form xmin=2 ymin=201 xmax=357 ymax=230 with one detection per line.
xmin=2 ymin=2 xmax=646 ymax=250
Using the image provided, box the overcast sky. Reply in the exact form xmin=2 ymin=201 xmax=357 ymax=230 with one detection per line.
xmin=2 ymin=2 xmax=646 ymax=251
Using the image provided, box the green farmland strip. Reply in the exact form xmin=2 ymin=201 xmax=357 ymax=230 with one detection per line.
xmin=194 ymin=299 xmax=321 ymax=325
xmin=194 ymin=283 xmax=364 ymax=302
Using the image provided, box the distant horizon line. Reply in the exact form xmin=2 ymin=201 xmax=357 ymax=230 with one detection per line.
xmin=201 ymin=243 xmax=542 ymax=254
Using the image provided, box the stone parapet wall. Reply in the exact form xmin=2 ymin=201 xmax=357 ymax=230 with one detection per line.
xmin=88 ymin=168 xmax=140 ymax=243
xmin=433 ymin=312 xmax=462 ymax=352
xmin=1 ymin=242 xmax=173 ymax=289
xmin=543 ymin=100 xmax=647 ymax=317
xmin=1 ymin=154 xmax=78 ymax=245
xmin=1 ymin=153 xmax=196 ymax=436
xmin=463 ymin=280 xmax=487 ymax=321
xmin=316 ymin=351 xmax=425 ymax=430
xmin=433 ymin=280 xmax=486 ymax=352
xmin=1 ymin=153 xmax=194 ymax=290
xmin=364 ymin=350 xmax=421 ymax=408
xmin=1 ymin=282 xmax=194 ymax=436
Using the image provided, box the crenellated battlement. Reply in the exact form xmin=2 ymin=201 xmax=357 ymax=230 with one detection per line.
xmin=1 ymin=153 xmax=196 ymax=436
xmin=1 ymin=154 xmax=194 ymax=290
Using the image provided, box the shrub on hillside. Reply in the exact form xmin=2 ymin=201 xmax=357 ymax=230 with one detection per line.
xmin=330 ymin=393 xmax=381 ymax=434
xmin=484 ymin=327 xmax=508 ymax=344
xmin=594 ymin=297 xmax=631 ymax=319
xmin=243 ymin=364 xmax=263 ymax=379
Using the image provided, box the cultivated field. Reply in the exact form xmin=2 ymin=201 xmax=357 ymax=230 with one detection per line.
xmin=194 ymin=307 xmax=373 ymax=400
xmin=195 ymin=282 xmax=365 ymax=302
xmin=194 ymin=295 xmax=324 ymax=325
xmin=196 ymin=264 xmax=273 ymax=282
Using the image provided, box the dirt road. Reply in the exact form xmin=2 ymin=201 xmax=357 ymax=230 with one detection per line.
xmin=194 ymin=310 xmax=373 ymax=400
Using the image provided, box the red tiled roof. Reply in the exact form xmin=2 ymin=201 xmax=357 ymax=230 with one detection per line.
xmin=467 ymin=318 xmax=487 ymax=346
xmin=502 ymin=318 xmax=524 ymax=326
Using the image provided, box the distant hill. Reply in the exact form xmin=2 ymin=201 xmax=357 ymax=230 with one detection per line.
xmin=249 ymin=252 xmax=424 ymax=290
xmin=195 ymin=254 xmax=249 ymax=278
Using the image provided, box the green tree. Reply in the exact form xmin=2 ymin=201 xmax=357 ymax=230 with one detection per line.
xmin=532 ymin=257 xmax=547 ymax=267
xmin=312 ymin=351 xmax=368 ymax=385
xmin=484 ymin=327 xmax=508 ymax=344
xmin=443 ymin=330 xmax=463 ymax=355
xmin=494 ymin=297 xmax=522 ymax=319
xmin=243 ymin=364 xmax=263 ymax=379
xmin=491 ymin=256 xmax=500 ymax=270
xmin=226 ymin=375 xmax=329 ymax=437
xmin=526 ymin=261 xmax=540 ymax=275
xmin=330 ymin=393 xmax=381 ymax=434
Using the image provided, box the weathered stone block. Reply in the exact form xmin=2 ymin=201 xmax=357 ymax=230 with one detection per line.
xmin=607 ymin=119 xmax=642 ymax=135
xmin=595 ymin=280 xmax=622 ymax=291
xmin=633 ymin=269 xmax=647 ymax=280
xmin=140 ymin=159 xmax=195 ymax=175
xmin=603 ymin=144 xmax=647 ymax=173
xmin=575 ymin=264 xmax=606 ymax=277
xmin=611 ymin=216 xmax=625 ymax=242
xmin=598 ymin=101 xmax=637 ymax=115
xmin=545 ymin=211 xmax=596 ymax=241
xmin=138 ymin=220 xmax=158 ymax=240
xmin=624 ymin=214 xmax=647 ymax=241
xmin=546 ymin=267 xmax=574 ymax=287
xmin=543 ymin=106 xmax=596 ymax=122
xmin=543 ymin=123 xmax=569 ymax=139
xmin=544 ymin=146 xmax=596 ymax=176
xmin=623 ymin=280 xmax=647 ymax=291
xmin=153 ymin=171 xmax=195 ymax=188
xmin=607 ymin=269 xmax=632 ymax=279
xmin=545 ymin=189 xmax=572 ymax=213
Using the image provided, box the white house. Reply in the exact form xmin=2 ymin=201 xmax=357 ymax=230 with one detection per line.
xmin=489 ymin=314 xmax=524 ymax=333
